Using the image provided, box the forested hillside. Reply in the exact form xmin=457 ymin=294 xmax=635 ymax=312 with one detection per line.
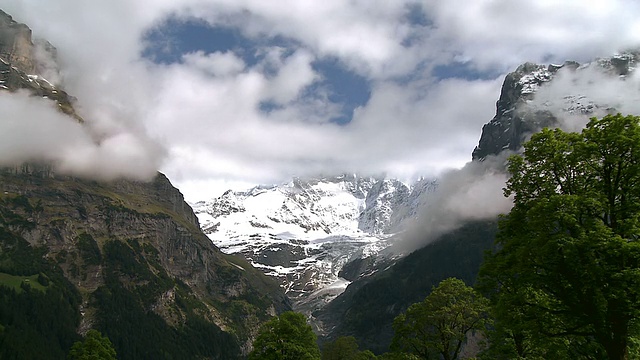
xmin=0 ymin=169 xmax=290 ymax=359
xmin=316 ymin=221 xmax=497 ymax=354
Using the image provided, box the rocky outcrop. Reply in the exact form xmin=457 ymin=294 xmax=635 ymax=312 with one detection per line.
xmin=0 ymin=9 xmax=82 ymax=121
xmin=471 ymin=62 xmax=559 ymax=160
xmin=0 ymin=9 xmax=35 ymax=73
xmin=472 ymin=53 xmax=638 ymax=161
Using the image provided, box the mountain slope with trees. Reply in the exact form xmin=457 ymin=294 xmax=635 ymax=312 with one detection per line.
xmin=315 ymin=221 xmax=497 ymax=354
xmin=0 ymin=169 xmax=290 ymax=359
xmin=0 ymin=9 xmax=289 ymax=359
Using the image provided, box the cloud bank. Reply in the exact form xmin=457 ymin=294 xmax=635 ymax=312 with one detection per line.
xmin=0 ymin=91 xmax=162 ymax=180
xmin=0 ymin=1 xmax=639 ymax=199
xmin=393 ymin=154 xmax=513 ymax=253
xmin=531 ymin=63 xmax=640 ymax=131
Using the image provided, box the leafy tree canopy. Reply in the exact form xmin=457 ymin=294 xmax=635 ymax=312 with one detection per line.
xmin=322 ymin=336 xmax=376 ymax=360
xmin=250 ymin=311 xmax=321 ymax=360
xmin=391 ymin=277 xmax=490 ymax=360
xmin=68 ymin=329 xmax=117 ymax=360
xmin=479 ymin=114 xmax=640 ymax=360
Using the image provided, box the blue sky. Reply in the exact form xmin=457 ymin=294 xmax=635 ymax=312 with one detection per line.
xmin=2 ymin=0 xmax=640 ymax=200
xmin=143 ymin=17 xmax=375 ymax=125
xmin=142 ymin=15 xmax=501 ymax=125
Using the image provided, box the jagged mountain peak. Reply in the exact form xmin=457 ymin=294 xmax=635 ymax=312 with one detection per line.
xmin=195 ymin=175 xmax=430 ymax=239
xmin=192 ymin=175 xmax=437 ymax=313
xmin=472 ymin=51 xmax=639 ymax=161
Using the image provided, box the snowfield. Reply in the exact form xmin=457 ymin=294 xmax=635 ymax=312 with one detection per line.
xmin=192 ymin=175 xmax=436 ymax=311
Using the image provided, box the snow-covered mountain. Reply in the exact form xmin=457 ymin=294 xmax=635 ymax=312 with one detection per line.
xmin=192 ymin=174 xmax=436 ymax=312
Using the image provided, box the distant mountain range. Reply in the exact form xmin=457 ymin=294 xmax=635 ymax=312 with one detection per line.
xmin=192 ymin=175 xmax=437 ymax=312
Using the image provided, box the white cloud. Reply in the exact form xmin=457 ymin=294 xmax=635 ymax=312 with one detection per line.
xmin=525 ymin=62 xmax=640 ymax=134
xmin=423 ymin=0 xmax=640 ymax=70
xmin=264 ymin=49 xmax=318 ymax=104
xmin=1 ymin=0 xmax=639 ymax=200
xmin=182 ymin=51 xmax=245 ymax=76
xmin=176 ymin=0 xmax=416 ymax=78
xmin=393 ymin=153 xmax=514 ymax=254
xmin=0 ymin=91 xmax=160 ymax=180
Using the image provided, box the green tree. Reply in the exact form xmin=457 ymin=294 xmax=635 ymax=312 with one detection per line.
xmin=479 ymin=114 xmax=640 ymax=360
xmin=391 ymin=277 xmax=490 ymax=360
xmin=322 ymin=336 xmax=376 ymax=360
xmin=68 ymin=329 xmax=117 ymax=360
xmin=377 ymin=353 xmax=420 ymax=360
xmin=249 ymin=311 xmax=321 ymax=360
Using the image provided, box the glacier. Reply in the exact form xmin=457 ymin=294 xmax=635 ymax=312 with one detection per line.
xmin=192 ymin=174 xmax=436 ymax=313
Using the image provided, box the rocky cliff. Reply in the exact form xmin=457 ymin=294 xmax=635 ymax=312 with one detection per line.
xmin=0 ymin=9 xmax=81 ymax=120
xmin=0 ymin=167 xmax=290 ymax=358
xmin=472 ymin=53 xmax=638 ymax=160
xmin=0 ymin=9 xmax=36 ymax=73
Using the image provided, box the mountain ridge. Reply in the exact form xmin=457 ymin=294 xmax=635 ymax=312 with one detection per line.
xmin=0 ymin=9 xmax=82 ymax=121
xmin=473 ymin=52 xmax=638 ymax=160
xmin=192 ymin=175 xmax=437 ymax=314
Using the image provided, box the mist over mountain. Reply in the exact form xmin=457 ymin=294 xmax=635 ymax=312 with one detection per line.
xmin=0 ymin=10 xmax=289 ymax=359
xmin=0 ymin=9 xmax=163 ymax=181
xmin=3 ymin=4 xmax=640 ymax=359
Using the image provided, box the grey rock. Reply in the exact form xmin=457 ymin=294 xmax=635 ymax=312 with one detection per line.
xmin=472 ymin=52 xmax=639 ymax=161
xmin=0 ymin=9 xmax=82 ymax=121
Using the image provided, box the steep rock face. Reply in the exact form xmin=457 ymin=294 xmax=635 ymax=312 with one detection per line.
xmin=0 ymin=9 xmax=81 ymax=120
xmin=0 ymin=168 xmax=290 ymax=358
xmin=472 ymin=62 xmax=559 ymax=160
xmin=472 ymin=53 xmax=638 ymax=160
xmin=0 ymin=9 xmax=35 ymax=73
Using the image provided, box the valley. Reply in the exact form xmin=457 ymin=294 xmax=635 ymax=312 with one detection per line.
xmin=2 ymin=5 xmax=640 ymax=359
